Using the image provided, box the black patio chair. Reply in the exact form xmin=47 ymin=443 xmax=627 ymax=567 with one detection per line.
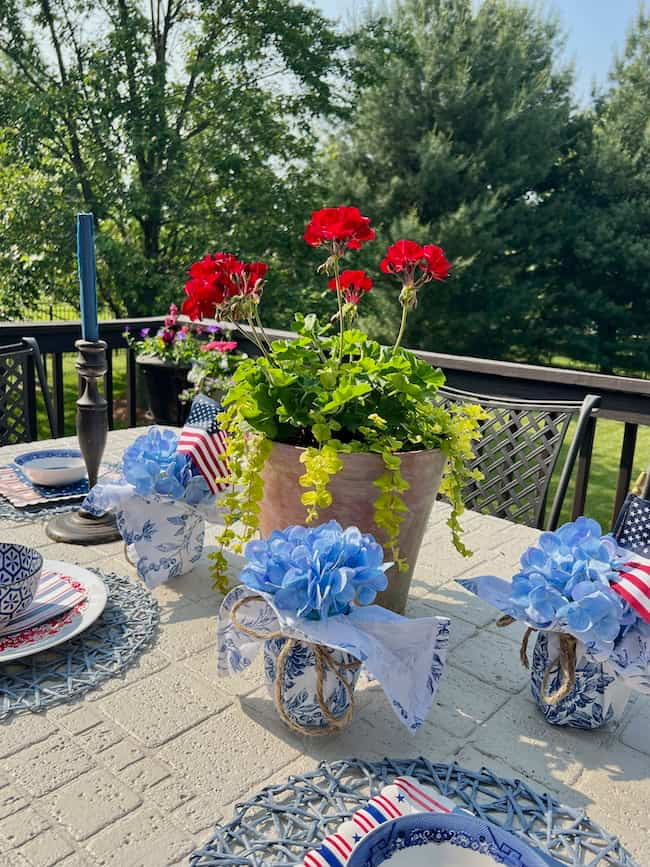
xmin=0 ymin=338 xmax=56 ymax=445
xmin=437 ymin=386 xmax=601 ymax=530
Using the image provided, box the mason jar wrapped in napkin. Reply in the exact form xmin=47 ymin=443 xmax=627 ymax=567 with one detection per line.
xmin=217 ymin=522 xmax=451 ymax=735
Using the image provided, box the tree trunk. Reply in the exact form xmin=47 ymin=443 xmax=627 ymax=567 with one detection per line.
xmin=142 ymin=217 xmax=161 ymax=261
xmin=597 ymin=320 xmax=615 ymax=375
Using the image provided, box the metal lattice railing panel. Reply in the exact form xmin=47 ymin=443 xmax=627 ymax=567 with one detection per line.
xmin=0 ymin=353 xmax=30 ymax=446
xmin=189 ymin=757 xmax=638 ymax=866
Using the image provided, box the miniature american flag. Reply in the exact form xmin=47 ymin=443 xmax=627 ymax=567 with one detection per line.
xmin=613 ymin=494 xmax=650 ymax=623
xmin=177 ymin=397 xmax=229 ymax=494
xmin=612 ymin=560 xmax=650 ymax=624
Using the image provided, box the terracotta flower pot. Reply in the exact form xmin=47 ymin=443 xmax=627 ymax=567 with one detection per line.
xmin=259 ymin=442 xmax=447 ymax=614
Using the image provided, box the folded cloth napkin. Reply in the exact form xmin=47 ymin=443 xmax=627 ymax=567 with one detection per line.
xmin=84 ymin=483 xmax=219 ymax=588
xmin=217 ymin=585 xmax=451 ymax=732
xmin=303 ymin=776 xmax=454 ymax=867
xmin=0 ymin=569 xmax=87 ymax=637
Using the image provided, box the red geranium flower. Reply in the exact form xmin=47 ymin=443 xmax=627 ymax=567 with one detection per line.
xmin=241 ymin=261 xmax=268 ymax=295
xmin=421 ymin=245 xmax=451 ymax=281
xmin=328 ymin=269 xmax=373 ymax=305
xmin=200 ymin=340 xmax=238 ymax=353
xmin=182 ymin=252 xmax=269 ymax=320
xmin=182 ymin=277 xmax=225 ymax=320
xmin=304 ymin=206 xmax=375 ymax=251
xmin=380 ymin=240 xmax=450 ymax=284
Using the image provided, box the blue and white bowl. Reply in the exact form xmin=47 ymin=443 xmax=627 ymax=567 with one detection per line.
xmin=0 ymin=544 xmax=43 ymax=628
xmin=15 ymin=449 xmax=86 ymax=487
xmin=348 ymin=812 xmax=553 ymax=867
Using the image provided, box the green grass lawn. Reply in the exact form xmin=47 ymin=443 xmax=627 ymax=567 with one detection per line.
xmin=36 ymin=349 xmax=129 ymax=439
xmin=551 ymin=417 xmax=650 ymax=529
xmin=35 ymin=355 xmax=650 ymax=532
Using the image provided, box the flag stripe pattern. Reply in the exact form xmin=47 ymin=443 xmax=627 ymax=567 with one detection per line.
xmin=0 ymin=570 xmax=87 ymax=636
xmin=302 ymin=776 xmax=453 ymax=866
xmin=612 ymin=560 xmax=650 ymax=624
xmin=177 ymin=398 xmax=229 ymax=494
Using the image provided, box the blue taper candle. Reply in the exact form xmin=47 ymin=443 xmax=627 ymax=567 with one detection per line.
xmin=77 ymin=213 xmax=99 ymax=341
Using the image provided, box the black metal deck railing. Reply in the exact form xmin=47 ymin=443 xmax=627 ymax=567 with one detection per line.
xmin=1 ymin=318 xmax=649 ymax=526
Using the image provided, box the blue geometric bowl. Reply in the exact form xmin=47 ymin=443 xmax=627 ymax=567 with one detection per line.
xmin=0 ymin=544 xmax=43 ymax=628
xmin=347 ymin=811 xmax=553 ymax=866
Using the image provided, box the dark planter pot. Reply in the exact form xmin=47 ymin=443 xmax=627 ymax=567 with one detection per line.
xmin=136 ymin=355 xmax=191 ymax=426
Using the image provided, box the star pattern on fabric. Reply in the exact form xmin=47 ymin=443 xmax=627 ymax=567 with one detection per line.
xmin=616 ymin=497 xmax=650 ymax=557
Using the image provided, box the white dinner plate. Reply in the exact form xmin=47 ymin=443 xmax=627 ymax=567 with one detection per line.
xmin=0 ymin=561 xmax=107 ymax=663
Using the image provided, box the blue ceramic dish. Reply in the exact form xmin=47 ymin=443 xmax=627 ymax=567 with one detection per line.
xmin=347 ymin=812 xmax=555 ymax=867
xmin=0 ymin=543 xmax=43 ymax=628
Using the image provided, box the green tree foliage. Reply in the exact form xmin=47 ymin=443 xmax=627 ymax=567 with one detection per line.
xmin=0 ymin=0 xmax=347 ymax=317
xmin=529 ymin=11 xmax=650 ymax=374
xmin=323 ymin=0 xmax=575 ymax=359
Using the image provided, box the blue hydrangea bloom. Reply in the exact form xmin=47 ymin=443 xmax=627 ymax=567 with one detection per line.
xmin=509 ymin=517 xmax=640 ymax=654
xmin=122 ymin=427 xmax=213 ymax=506
xmin=240 ymin=521 xmax=391 ymax=620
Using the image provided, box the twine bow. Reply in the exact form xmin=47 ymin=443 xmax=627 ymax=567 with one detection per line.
xmin=229 ymin=594 xmax=361 ymax=736
xmin=497 ymin=615 xmax=578 ymax=705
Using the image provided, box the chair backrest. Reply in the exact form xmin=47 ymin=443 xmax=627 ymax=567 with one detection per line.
xmin=0 ymin=339 xmax=55 ymax=446
xmin=437 ymin=386 xmax=601 ymax=529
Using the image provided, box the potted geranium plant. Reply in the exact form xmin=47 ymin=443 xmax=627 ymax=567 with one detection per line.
xmin=125 ymin=304 xmax=224 ymax=425
xmin=182 ymin=207 xmax=484 ymax=613
xmin=180 ymin=337 xmax=248 ymax=406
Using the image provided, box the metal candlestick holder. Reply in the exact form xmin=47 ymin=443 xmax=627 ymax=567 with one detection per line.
xmin=46 ymin=339 xmax=121 ymax=544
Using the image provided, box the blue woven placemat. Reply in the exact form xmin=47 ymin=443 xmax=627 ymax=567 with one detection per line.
xmin=0 ymin=497 xmax=83 ymax=524
xmin=0 ymin=569 xmax=158 ymax=720
xmin=189 ymin=757 xmax=638 ymax=866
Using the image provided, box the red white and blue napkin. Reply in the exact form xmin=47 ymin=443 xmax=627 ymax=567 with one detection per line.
xmin=0 ymin=463 xmax=118 ymax=508
xmin=303 ymin=776 xmax=454 ymax=867
xmin=0 ymin=569 xmax=87 ymax=637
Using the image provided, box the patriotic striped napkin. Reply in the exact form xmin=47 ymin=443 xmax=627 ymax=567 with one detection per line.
xmin=0 ymin=466 xmax=89 ymax=507
xmin=0 ymin=463 xmax=119 ymax=508
xmin=0 ymin=569 xmax=87 ymax=637
xmin=303 ymin=776 xmax=455 ymax=867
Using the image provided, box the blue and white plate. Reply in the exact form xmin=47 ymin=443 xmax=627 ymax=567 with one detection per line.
xmin=347 ymin=812 xmax=553 ymax=867
xmin=14 ymin=450 xmax=87 ymax=491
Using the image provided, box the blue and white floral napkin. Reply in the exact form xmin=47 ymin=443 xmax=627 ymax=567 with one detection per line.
xmin=217 ymin=584 xmax=451 ymax=731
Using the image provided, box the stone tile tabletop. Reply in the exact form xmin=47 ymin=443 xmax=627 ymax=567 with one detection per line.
xmin=0 ymin=429 xmax=647 ymax=865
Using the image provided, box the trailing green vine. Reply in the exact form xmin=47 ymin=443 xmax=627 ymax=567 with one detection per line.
xmin=208 ymin=404 xmax=272 ymax=593
xmin=373 ymin=449 xmax=411 ymax=572
xmin=299 ymin=444 xmax=343 ymax=522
